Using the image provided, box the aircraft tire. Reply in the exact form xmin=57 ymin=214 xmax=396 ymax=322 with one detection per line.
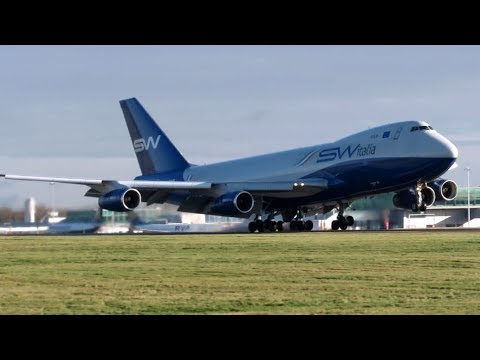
xmin=268 ymin=221 xmax=276 ymax=232
xmin=290 ymin=221 xmax=297 ymax=231
xmin=276 ymin=221 xmax=284 ymax=231
xmin=332 ymin=220 xmax=340 ymax=231
xmin=305 ymin=220 xmax=313 ymax=231
xmin=256 ymin=220 xmax=264 ymax=232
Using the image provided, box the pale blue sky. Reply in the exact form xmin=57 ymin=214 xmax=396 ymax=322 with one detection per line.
xmin=0 ymin=45 xmax=478 ymax=208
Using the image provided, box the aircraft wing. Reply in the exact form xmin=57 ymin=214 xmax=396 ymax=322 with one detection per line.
xmin=1 ymin=174 xmax=328 ymax=203
xmin=1 ymin=174 xmax=327 ymax=192
xmin=0 ymin=174 xmax=212 ymax=192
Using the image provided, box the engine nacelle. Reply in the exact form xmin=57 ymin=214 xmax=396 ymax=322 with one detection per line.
xmin=98 ymin=188 xmax=141 ymax=212
xmin=211 ymin=191 xmax=255 ymax=216
xmin=393 ymin=187 xmax=435 ymax=210
xmin=393 ymin=189 xmax=416 ymax=210
xmin=421 ymin=186 xmax=436 ymax=207
xmin=429 ymin=179 xmax=458 ymax=201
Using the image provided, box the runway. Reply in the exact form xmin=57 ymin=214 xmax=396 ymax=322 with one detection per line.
xmin=4 ymin=226 xmax=479 ymax=236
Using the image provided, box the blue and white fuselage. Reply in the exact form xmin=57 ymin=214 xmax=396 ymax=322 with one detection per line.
xmin=181 ymin=121 xmax=456 ymax=206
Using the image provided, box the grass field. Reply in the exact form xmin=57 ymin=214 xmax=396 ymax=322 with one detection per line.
xmin=0 ymin=231 xmax=479 ymax=314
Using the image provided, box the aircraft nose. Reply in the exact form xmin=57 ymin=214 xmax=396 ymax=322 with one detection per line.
xmin=448 ymin=140 xmax=458 ymax=159
xmin=435 ymin=134 xmax=458 ymax=159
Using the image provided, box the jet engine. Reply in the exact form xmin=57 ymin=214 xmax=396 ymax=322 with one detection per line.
xmin=429 ymin=179 xmax=458 ymax=201
xmin=98 ymin=188 xmax=141 ymax=212
xmin=393 ymin=187 xmax=435 ymax=211
xmin=211 ymin=191 xmax=255 ymax=216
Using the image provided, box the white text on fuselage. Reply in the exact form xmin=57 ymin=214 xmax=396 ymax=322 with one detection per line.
xmin=317 ymin=144 xmax=376 ymax=163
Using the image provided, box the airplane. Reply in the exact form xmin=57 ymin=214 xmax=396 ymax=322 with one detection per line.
xmin=1 ymin=98 xmax=459 ymax=232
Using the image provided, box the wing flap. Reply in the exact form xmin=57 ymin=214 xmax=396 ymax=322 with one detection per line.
xmin=114 ymin=180 xmax=212 ymax=189
xmin=228 ymin=179 xmax=328 ymax=193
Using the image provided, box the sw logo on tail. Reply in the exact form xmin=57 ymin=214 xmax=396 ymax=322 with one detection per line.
xmin=133 ymin=135 xmax=161 ymax=153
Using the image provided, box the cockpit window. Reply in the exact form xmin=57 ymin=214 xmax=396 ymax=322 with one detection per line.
xmin=411 ymin=125 xmax=433 ymax=132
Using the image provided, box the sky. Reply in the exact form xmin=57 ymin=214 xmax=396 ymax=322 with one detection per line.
xmin=0 ymin=45 xmax=479 ymax=209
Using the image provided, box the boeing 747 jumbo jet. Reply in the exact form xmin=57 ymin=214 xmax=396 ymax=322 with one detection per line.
xmin=1 ymin=98 xmax=459 ymax=232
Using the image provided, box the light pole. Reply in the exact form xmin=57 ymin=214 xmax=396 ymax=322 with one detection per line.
xmin=464 ymin=167 xmax=471 ymax=227
xmin=49 ymin=182 xmax=56 ymax=213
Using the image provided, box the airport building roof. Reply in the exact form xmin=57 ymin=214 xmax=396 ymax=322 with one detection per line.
xmin=435 ymin=187 xmax=480 ymax=206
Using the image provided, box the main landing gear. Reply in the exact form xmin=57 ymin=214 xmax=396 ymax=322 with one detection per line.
xmin=248 ymin=214 xmax=285 ymax=233
xmin=289 ymin=219 xmax=314 ymax=232
xmin=287 ymin=209 xmax=313 ymax=232
xmin=331 ymin=203 xmax=354 ymax=231
xmin=247 ymin=210 xmax=314 ymax=233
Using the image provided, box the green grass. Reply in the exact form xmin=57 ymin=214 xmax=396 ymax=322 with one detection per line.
xmin=0 ymin=231 xmax=479 ymax=314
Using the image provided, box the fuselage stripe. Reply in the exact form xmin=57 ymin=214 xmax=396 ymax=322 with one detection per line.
xmin=296 ymin=149 xmax=320 ymax=166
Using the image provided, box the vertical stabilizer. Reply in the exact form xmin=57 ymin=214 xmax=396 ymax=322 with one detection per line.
xmin=120 ymin=98 xmax=189 ymax=175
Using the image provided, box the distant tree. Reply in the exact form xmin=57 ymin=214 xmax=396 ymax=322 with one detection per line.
xmin=0 ymin=204 xmax=68 ymax=224
xmin=0 ymin=207 xmax=23 ymax=223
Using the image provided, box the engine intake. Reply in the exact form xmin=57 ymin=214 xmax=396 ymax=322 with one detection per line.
xmin=99 ymin=188 xmax=141 ymax=212
xmin=429 ymin=179 xmax=458 ymax=201
xmin=211 ymin=191 xmax=255 ymax=216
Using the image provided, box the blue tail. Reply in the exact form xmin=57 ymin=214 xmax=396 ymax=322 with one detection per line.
xmin=120 ymin=98 xmax=189 ymax=175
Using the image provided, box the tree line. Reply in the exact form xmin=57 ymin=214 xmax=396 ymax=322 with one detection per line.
xmin=0 ymin=205 xmax=67 ymax=224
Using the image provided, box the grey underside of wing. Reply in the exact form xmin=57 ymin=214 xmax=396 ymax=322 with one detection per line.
xmin=85 ymin=179 xmax=328 ymax=198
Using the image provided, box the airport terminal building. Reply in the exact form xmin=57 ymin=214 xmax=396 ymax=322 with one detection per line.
xmin=339 ymin=186 xmax=480 ymax=230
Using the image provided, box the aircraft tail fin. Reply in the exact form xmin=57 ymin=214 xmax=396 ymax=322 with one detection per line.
xmin=120 ymin=98 xmax=189 ymax=176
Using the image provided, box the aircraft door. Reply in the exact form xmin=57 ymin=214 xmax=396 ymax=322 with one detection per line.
xmin=393 ymin=127 xmax=402 ymax=140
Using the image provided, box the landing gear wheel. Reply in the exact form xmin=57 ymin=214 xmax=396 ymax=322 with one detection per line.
xmin=305 ymin=220 xmax=313 ymax=231
xmin=289 ymin=221 xmax=297 ymax=232
xmin=340 ymin=221 xmax=348 ymax=230
xmin=297 ymin=221 xmax=305 ymax=231
xmin=268 ymin=221 xmax=276 ymax=232
xmin=248 ymin=222 xmax=257 ymax=233
xmin=332 ymin=220 xmax=340 ymax=231
xmin=276 ymin=221 xmax=284 ymax=232
xmin=346 ymin=216 xmax=354 ymax=226
xmin=256 ymin=220 xmax=264 ymax=233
